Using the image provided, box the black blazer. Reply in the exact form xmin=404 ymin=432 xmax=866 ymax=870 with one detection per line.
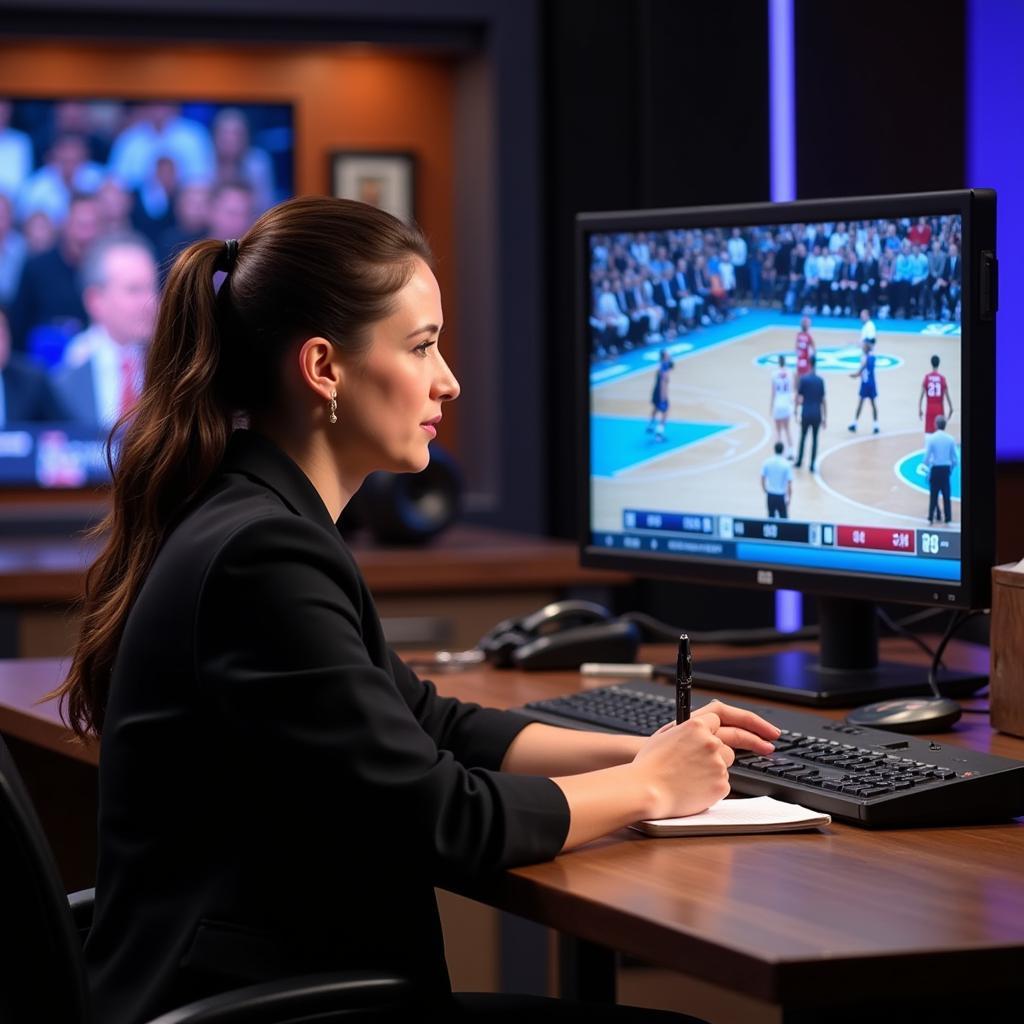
xmin=85 ymin=430 xmax=569 ymax=1024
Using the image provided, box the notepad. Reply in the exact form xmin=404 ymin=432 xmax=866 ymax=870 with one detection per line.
xmin=632 ymin=796 xmax=831 ymax=837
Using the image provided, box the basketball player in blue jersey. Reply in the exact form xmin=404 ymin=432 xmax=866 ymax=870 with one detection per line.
xmin=647 ymin=348 xmax=674 ymax=441
xmin=848 ymin=338 xmax=880 ymax=434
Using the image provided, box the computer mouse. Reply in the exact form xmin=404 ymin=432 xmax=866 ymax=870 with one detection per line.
xmin=845 ymin=697 xmax=962 ymax=734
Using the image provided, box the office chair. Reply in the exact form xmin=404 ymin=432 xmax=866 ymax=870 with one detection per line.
xmin=0 ymin=735 xmax=415 ymax=1023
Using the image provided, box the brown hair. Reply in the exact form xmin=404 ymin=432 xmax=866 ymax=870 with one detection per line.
xmin=54 ymin=196 xmax=432 ymax=738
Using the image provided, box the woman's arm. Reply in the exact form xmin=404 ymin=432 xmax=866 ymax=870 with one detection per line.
xmin=500 ymin=723 xmax=643 ymax=776
xmin=551 ymin=714 xmax=732 ymax=850
xmin=501 ymin=699 xmax=777 ymax=777
xmin=502 ymin=702 xmax=780 ymax=851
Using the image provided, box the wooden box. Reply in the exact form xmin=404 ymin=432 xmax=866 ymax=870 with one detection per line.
xmin=991 ymin=563 xmax=1024 ymax=738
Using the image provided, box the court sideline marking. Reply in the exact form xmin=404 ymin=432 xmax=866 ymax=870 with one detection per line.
xmin=813 ymin=430 xmax=960 ymax=527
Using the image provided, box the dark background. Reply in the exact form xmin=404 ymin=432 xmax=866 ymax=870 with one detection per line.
xmin=539 ymin=0 xmax=974 ymax=629
xmin=2 ymin=0 xmax=1011 ymax=632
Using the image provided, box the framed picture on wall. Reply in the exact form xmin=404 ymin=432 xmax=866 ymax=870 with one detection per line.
xmin=330 ymin=151 xmax=416 ymax=223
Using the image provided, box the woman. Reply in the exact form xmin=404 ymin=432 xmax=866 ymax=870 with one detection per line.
xmin=55 ymin=196 xmax=778 ymax=1023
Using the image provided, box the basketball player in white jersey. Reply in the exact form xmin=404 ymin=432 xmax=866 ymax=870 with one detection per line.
xmin=769 ymin=353 xmax=794 ymax=458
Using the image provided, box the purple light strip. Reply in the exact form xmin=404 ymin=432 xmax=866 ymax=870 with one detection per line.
xmin=768 ymin=0 xmax=801 ymax=632
xmin=768 ymin=0 xmax=796 ymax=204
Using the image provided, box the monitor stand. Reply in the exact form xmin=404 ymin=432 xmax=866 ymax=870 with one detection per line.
xmin=688 ymin=597 xmax=988 ymax=707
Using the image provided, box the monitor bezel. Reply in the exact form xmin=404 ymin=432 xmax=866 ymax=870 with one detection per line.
xmin=576 ymin=189 xmax=995 ymax=611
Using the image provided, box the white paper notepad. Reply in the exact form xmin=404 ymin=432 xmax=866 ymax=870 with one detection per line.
xmin=632 ymin=796 xmax=831 ymax=837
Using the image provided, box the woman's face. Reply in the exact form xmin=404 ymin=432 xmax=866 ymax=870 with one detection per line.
xmin=335 ymin=257 xmax=459 ymax=477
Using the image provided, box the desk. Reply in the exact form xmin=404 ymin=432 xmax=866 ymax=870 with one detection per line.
xmin=434 ymin=641 xmax=1024 ymax=1021
xmin=2 ymin=641 xmax=1022 ymax=1022
xmin=0 ymin=524 xmax=630 ymax=655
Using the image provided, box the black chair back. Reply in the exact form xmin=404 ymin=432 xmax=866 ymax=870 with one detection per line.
xmin=0 ymin=735 xmax=92 ymax=1024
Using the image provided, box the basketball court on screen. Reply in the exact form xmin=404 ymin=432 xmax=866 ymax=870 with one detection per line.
xmin=590 ymin=311 xmax=961 ymax=534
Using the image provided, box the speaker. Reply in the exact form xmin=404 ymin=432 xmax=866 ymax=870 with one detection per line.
xmin=339 ymin=445 xmax=463 ymax=545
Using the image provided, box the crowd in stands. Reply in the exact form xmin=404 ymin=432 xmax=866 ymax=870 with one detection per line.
xmin=0 ymin=99 xmax=291 ymax=430
xmin=589 ymin=215 xmax=963 ymax=360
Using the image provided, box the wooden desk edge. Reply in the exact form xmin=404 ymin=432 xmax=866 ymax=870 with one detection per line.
xmin=0 ymin=702 xmax=97 ymax=765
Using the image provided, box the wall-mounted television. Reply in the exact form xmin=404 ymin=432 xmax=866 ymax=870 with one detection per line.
xmin=0 ymin=96 xmax=294 ymax=488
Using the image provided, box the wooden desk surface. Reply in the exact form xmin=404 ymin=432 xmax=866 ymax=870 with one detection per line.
xmin=434 ymin=641 xmax=1024 ymax=1008
xmin=2 ymin=640 xmax=1021 ymax=1011
xmin=0 ymin=523 xmax=630 ymax=602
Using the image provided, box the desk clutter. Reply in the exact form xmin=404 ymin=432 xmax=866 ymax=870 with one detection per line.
xmin=522 ymin=681 xmax=1024 ymax=827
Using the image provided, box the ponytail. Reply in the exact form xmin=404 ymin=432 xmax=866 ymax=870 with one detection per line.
xmin=54 ymin=196 xmax=432 ymax=739
xmin=54 ymin=239 xmax=233 ymax=738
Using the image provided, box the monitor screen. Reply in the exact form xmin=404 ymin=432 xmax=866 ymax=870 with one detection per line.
xmin=579 ymin=191 xmax=995 ymax=616
xmin=0 ymin=96 xmax=295 ymax=488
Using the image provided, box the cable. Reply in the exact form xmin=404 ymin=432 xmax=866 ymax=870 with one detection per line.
xmin=413 ymin=604 xmax=987 ymax=673
xmin=876 ymin=606 xmax=943 ymax=666
xmin=890 ymin=607 xmax=947 ymax=628
xmin=927 ymin=608 xmax=989 ymax=698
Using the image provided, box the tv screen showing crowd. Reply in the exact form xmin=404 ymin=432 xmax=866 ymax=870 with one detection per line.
xmin=0 ymin=98 xmax=293 ymax=486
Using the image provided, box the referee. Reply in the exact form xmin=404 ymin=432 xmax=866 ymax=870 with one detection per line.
xmin=924 ymin=414 xmax=957 ymax=524
xmin=794 ymin=354 xmax=827 ymax=472
xmin=762 ymin=441 xmax=793 ymax=519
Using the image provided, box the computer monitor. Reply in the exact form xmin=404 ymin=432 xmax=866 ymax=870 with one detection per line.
xmin=578 ymin=190 xmax=996 ymax=705
xmin=0 ymin=95 xmax=295 ymax=490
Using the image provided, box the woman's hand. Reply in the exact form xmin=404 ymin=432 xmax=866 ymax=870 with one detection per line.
xmin=692 ymin=699 xmax=780 ymax=756
xmin=551 ymin=700 xmax=782 ymax=849
xmin=631 ymin=713 xmax=733 ymax=820
xmin=650 ymin=699 xmax=780 ymax=755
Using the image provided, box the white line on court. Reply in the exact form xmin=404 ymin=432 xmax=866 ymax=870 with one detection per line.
xmin=892 ymin=445 xmax=962 ymax=502
xmin=813 ymin=430 xmax=955 ymax=525
xmin=609 ymin=390 xmax=771 ymax=482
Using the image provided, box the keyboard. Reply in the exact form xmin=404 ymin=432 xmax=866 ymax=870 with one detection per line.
xmin=522 ymin=681 xmax=1024 ymax=827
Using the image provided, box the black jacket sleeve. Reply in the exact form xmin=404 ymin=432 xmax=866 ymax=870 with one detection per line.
xmin=386 ymin=649 xmax=535 ymax=772
xmin=195 ymin=514 xmax=569 ymax=875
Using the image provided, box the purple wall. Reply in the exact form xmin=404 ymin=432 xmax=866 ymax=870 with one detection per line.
xmin=968 ymin=0 xmax=1024 ymax=458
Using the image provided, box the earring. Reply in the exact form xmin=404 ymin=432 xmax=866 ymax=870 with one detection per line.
xmin=328 ymin=389 xmax=337 ymax=424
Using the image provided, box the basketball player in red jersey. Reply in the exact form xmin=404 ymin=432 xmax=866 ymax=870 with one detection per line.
xmin=919 ymin=354 xmax=953 ymax=433
xmin=794 ymin=315 xmax=816 ymax=387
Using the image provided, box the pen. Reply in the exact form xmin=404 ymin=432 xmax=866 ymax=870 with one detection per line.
xmin=676 ymin=633 xmax=692 ymax=725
